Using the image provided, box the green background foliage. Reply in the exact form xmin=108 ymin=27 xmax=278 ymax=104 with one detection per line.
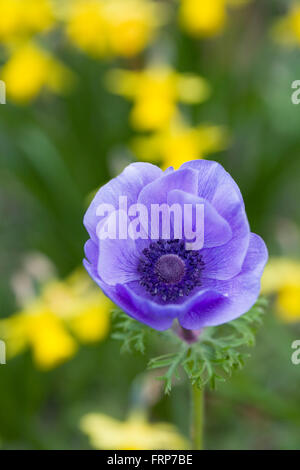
xmin=0 ymin=0 xmax=300 ymax=449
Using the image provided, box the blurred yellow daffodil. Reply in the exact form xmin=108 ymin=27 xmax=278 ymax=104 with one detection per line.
xmin=107 ymin=66 xmax=210 ymax=131
xmin=261 ymin=258 xmax=300 ymax=323
xmin=104 ymin=0 xmax=167 ymax=58
xmin=80 ymin=410 xmax=189 ymax=450
xmin=2 ymin=308 xmax=78 ymax=370
xmin=179 ymin=0 xmax=250 ymax=38
xmin=1 ymin=42 xmax=73 ymax=103
xmin=65 ymin=0 xmax=167 ymax=58
xmin=0 ymin=0 xmax=54 ymax=43
xmin=132 ymin=120 xmax=228 ymax=169
xmin=65 ymin=0 xmax=109 ymax=57
xmin=0 ymin=270 xmax=111 ymax=369
xmin=272 ymin=3 xmax=300 ymax=47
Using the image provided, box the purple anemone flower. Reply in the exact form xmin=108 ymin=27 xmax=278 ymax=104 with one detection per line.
xmin=83 ymin=160 xmax=268 ymax=331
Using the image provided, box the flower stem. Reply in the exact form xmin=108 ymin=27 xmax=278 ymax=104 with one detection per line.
xmin=191 ymin=382 xmax=204 ymax=450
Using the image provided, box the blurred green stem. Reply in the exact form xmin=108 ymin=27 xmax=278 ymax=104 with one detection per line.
xmin=191 ymin=383 xmax=204 ymax=450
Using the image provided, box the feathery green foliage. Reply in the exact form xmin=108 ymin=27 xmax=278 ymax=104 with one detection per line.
xmin=112 ymin=298 xmax=268 ymax=393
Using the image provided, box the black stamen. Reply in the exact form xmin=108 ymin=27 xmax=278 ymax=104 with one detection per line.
xmin=138 ymin=239 xmax=204 ymax=302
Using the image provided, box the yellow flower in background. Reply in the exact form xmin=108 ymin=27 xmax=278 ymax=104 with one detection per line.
xmin=180 ymin=0 xmax=226 ymax=37
xmin=65 ymin=0 xmax=167 ymax=58
xmin=179 ymin=0 xmax=250 ymax=38
xmin=42 ymin=271 xmax=111 ymax=343
xmin=21 ymin=0 xmax=55 ymax=35
xmin=272 ymin=3 xmax=300 ymax=47
xmin=132 ymin=120 xmax=228 ymax=169
xmin=0 ymin=0 xmax=21 ymax=42
xmin=261 ymin=258 xmax=300 ymax=323
xmin=27 ymin=310 xmax=76 ymax=369
xmin=80 ymin=411 xmax=189 ymax=450
xmin=107 ymin=66 xmax=210 ymax=131
xmin=0 ymin=270 xmax=111 ymax=369
xmin=1 ymin=42 xmax=73 ymax=103
xmin=0 ymin=0 xmax=54 ymax=43
xmin=65 ymin=0 xmax=109 ymax=57
xmin=0 ymin=306 xmax=77 ymax=370
xmin=105 ymin=0 xmax=167 ymax=58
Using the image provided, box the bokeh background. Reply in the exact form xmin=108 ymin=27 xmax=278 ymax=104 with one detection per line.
xmin=1 ymin=0 xmax=300 ymax=450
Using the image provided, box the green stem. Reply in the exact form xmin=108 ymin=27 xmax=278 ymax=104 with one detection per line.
xmin=191 ymin=383 xmax=204 ymax=450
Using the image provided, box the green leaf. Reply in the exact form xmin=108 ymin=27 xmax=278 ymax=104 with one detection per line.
xmin=111 ymin=298 xmax=268 ymax=393
xmin=111 ymin=309 xmax=148 ymax=354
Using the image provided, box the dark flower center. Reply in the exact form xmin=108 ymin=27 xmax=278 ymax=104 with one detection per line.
xmin=155 ymin=254 xmax=185 ymax=284
xmin=138 ymin=239 xmax=204 ymax=302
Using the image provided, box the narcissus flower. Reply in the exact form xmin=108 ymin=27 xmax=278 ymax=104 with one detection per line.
xmin=131 ymin=121 xmax=229 ymax=169
xmin=104 ymin=0 xmax=167 ymax=58
xmin=65 ymin=0 xmax=109 ymax=57
xmin=0 ymin=270 xmax=111 ymax=369
xmin=107 ymin=67 xmax=210 ymax=131
xmin=261 ymin=258 xmax=300 ymax=323
xmin=1 ymin=42 xmax=73 ymax=103
xmin=80 ymin=410 xmax=189 ymax=450
xmin=0 ymin=0 xmax=54 ymax=43
xmin=65 ymin=0 xmax=167 ymax=58
xmin=179 ymin=0 xmax=250 ymax=38
xmin=271 ymin=3 xmax=300 ymax=47
xmin=84 ymin=160 xmax=268 ymax=331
